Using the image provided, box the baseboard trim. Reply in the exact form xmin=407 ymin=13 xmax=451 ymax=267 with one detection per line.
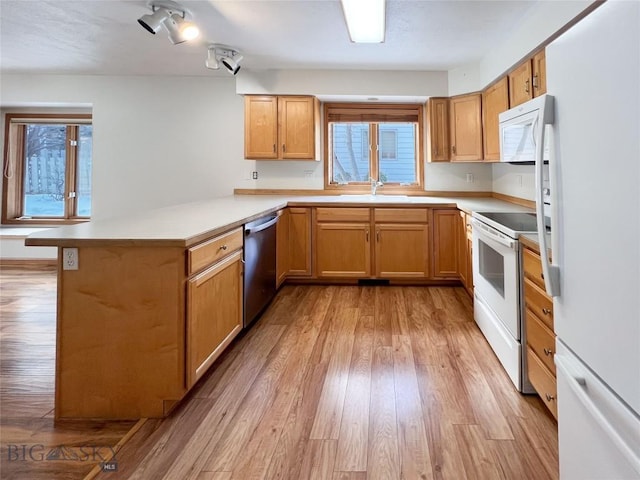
xmin=0 ymin=258 xmax=57 ymax=269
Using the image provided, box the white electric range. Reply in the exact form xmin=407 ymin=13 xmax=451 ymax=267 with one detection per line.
xmin=471 ymin=211 xmax=539 ymax=393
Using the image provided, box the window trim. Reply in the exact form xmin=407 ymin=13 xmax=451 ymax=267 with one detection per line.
xmin=323 ymin=103 xmax=424 ymax=193
xmin=2 ymin=113 xmax=93 ymax=225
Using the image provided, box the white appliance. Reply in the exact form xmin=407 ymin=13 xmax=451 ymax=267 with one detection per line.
xmin=542 ymin=2 xmax=640 ymax=478
xmin=472 ymin=211 xmax=537 ymax=393
xmin=499 ymin=94 xmax=553 ymax=163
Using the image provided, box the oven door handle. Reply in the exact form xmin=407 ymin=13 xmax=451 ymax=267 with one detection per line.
xmin=471 ymin=219 xmax=515 ymax=249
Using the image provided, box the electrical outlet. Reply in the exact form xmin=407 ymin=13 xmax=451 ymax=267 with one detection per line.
xmin=466 ymin=173 xmax=474 ymax=183
xmin=252 ymin=171 xmax=258 ymax=180
xmin=63 ymin=248 xmax=78 ymax=270
xmin=516 ymin=174 xmax=523 ymax=187
xmin=303 ymin=169 xmax=314 ymax=178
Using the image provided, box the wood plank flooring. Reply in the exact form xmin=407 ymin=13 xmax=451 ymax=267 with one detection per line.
xmin=0 ymin=266 xmax=136 ymax=480
xmin=1 ymin=268 xmax=559 ymax=479
xmin=97 ymin=284 xmax=559 ymax=480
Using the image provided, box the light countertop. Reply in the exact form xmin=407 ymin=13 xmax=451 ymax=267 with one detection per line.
xmin=25 ymin=194 xmax=533 ymax=248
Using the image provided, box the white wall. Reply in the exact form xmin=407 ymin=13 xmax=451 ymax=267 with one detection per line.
xmin=236 ymin=69 xmax=448 ymax=97
xmin=1 ymin=74 xmax=252 ymax=220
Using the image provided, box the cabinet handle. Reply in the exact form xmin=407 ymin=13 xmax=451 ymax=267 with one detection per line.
xmin=219 ymin=245 xmax=228 ymax=251
xmin=376 ymin=230 xmax=380 ymax=242
xmin=452 ymin=145 xmax=457 ymax=155
xmin=525 ymin=79 xmax=530 ymax=94
xmin=282 ymin=144 xmax=286 ymax=153
xmin=366 ymin=229 xmax=369 ymax=242
xmin=545 ymin=393 xmax=556 ymax=402
xmin=540 ymin=272 xmax=544 ymax=280
xmin=273 ymin=144 xmax=276 ymax=153
xmin=542 ymin=308 xmax=552 ymax=315
xmin=532 ymin=74 xmax=539 ymax=89
xmin=543 ymin=348 xmax=553 ymax=356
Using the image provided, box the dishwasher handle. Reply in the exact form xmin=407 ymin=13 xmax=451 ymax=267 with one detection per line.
xmin=245 ymin=215 xmax=279 ymax=235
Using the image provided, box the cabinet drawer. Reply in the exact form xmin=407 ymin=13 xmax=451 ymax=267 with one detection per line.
xmin=527 ymin=348 xmax=558 ymax=419
xmin=524 ymin=277 xmax=554 ymax=330
xmin=374 ymin=208 xmax=428 ymax=223
xmin=526 ymin=309 xmax=556 ymax=375
xmin=522 ymin=247 xmax=545 ymax=289
xmin=316 ymin=207 xmax=370 ymax=222
xmin=188 ymin=227 xmax=243 ymax=275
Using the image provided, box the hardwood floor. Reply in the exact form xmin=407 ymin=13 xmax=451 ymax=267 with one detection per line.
xmin=0 ymin=266 xmax=137 ymax=480
xmin=96 ymin=284 xmax=559 ymax=480
xmin=1 ymin=268 xmax=558 ymax=479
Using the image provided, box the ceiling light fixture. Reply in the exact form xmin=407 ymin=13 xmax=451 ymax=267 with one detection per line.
xmin=205 ymin=44 xmax=243 ymax=75
xmin=138 ymin=1 xmax=200 ymax=45
xmin=340 ymin=0 xmax=386 ymax=43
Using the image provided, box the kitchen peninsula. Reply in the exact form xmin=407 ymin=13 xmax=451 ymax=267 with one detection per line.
xmin=26 ymin=194 xmax=531 ymax=420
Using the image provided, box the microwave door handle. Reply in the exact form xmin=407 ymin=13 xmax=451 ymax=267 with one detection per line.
xmin=535 ymin=117 xmax=560 ymax=297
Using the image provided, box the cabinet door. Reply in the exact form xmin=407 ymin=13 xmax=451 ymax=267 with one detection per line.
xmin=315 ymin=223 xmax=371 ymax=278
xmin=449 ymin=94 xmax=483 ymax=162
xmin=432 ymin=209 xmax=459 ymax=277
xmin=276 ymin=209 xmax=289 ymax=287
xmin=508 ymin=60 xmax=533 ymax=107
xmin=532 ymin=50 xmax=547 ymax=97
xmin=375 ymin=224 xmax=429 ymax=278
xmin=426 ymin=98 xmax=449 ymax=162
xmin=245 ymin=96 xmax=278 ymax=159
xmin=288 ymin=207 xmax=312 ymax=276
xmin=278 ymin=96 xmax=315 ymax=159
xmin=187 ymin=250 xmax=243 ymax=387
xmin=482 ymin=77 xmax=509 ymax=161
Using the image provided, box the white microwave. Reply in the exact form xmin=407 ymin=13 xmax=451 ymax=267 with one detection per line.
xmin=499 ymin=95 xmax=554 ymax=163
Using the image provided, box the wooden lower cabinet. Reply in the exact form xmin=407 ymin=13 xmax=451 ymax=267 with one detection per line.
xmin=187 ymin=250 xmax=243 ymax=387
xmin=375 ymin=224 xmax=429 ymax=278
xmin=315 ymin=222 xmax=371 ymax=277
xmin=456 ymin=210 xmax=474 ymax=296
xmin=432 ymin=209 xmax=459 ymax=278
xmin=288 ymin=207 xmax=312 ymax=276
xmin=522 ymin=241 xmax=557 ymax=419
xmin=55 ymin=226 xmax=246 ymax=419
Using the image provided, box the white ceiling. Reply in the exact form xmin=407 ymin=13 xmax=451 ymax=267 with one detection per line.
xmin=0 ymin=0 xmax=537 ymax=77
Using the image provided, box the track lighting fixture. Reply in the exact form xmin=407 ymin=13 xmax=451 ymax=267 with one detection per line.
xmin=205 ymin=44 xmax=243 ymax=75
xmin=138 ymin=1 xmax=199 ymax=45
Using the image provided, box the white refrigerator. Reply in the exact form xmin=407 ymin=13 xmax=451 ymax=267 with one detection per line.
xmin=544 ymin=1 xmax=640 ymax=478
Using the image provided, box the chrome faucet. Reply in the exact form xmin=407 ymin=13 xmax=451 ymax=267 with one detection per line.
xmin=370 ymin=177 xmax=383 ymax=195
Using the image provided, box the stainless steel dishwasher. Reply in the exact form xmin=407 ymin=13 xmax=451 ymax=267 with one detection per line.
xmin=243 ymin=213 xmax=278 ymax=328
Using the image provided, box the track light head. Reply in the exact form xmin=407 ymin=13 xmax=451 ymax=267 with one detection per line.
xmin=138 ymin=8 xmax=170 ymax=34
xmin=206 ymin=44 xmax=243 ymax=75
xmin=138 ymin=1 xmax=199 ymax=44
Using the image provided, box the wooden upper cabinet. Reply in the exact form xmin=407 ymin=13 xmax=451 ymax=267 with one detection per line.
xmin=509 ymin=49 xmax=547 ymax=107
xmin=532 ymin=50 xmax=547 ymax=97
xmin=449 ymin=93 xmax=483 ymax=162
xmin=278 ymin=96 xmax=316 ymax=159
xmin=508 ymin=60 xmax=533 ymax=107
xmin=426 ymin=98 xmax=449 ymax=162
xmin=482 ymin=77 xmax=509 ymax=162
xmin=244 ymin=95 xmax=317 ymax=160
xmin=244 ymin=96 xmax=278 ymax=159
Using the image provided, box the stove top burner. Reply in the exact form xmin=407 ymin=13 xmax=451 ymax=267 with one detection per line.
xmin=473 ymin=212 xmax=539 ymax=239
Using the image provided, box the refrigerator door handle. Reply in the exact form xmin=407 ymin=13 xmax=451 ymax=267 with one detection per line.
xmin=535 ymin=116 xmax=560 ymax=297
xmin=556 ymin=354 xmax=640 ymax=474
